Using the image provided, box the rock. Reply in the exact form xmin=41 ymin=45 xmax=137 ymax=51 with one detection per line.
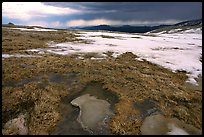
xmin=166 ymin=123 xmax=189 ymax=135
xmin=140 ymin=114 xmax=169 ymax=135
xmin=4 ymin=113 xmax=28 ymax=135
xmin=71 ymin=94 xmax=114 ymax=134
xmin=140 ymin=114 xmax=202 ymax=135
xmin=169 ymin=118 xmax=202 ymax=135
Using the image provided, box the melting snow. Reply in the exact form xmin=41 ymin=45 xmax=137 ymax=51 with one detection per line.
xmin=10 ymin=27 xmax=58 ymax=31
xmin=168 ymin=28 xmax=182 ymax=33
xmin=2 ymin=54 xmax=42 ymax=58
xmin=90 ymin=57 xmax=105 ymax=60
xmin=27 ymin=28 xmax=202 ymax=85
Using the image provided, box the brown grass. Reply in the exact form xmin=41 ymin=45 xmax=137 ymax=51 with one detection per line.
xmin=2 ymin=27 xmax=202 ymax=135
xmin=2 ymin=26 xmax=88 ymax=54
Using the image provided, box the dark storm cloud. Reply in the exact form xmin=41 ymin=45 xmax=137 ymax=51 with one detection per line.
xmin=44 ymin=2 xmax=202 ymax=22
xmin=3 ymin=2 xmax=201 ymax=28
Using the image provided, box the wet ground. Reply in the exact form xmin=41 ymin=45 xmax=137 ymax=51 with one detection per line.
xmin=133 ymin=99 xmax=163 ymax=120
xmin=51 ymin=82 xmax=119 ymax=135
xmin=2 ymin=72 xmax=79 ymax=126
xmin=3 ymin=72 xmax=79 ymax=88
xmin=2 ymin=25 xmax=202 ymax=135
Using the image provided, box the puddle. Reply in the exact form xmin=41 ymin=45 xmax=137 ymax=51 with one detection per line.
xmin=51 ymin=82 xmax=119 ymax=135
xmin=3 ymin=72 xmax=80 ymax=88
xmin=3 ymin=76 xmax=43 ymax=87
xmin=2 ymin=72 xmax=80 ymax=127
xmin=71 ymin=94 xmax=114 ymax=134
xmin=48 ymin=72 xmax=79 ymax=85
xmin=3 ymin=75 xmax=118 ymax=135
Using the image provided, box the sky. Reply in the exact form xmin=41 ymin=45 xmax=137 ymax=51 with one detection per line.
xmin=2 ymin=2 xmax=202 ymax=28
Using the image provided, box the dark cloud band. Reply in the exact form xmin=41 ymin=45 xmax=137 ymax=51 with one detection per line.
xmin=44 ymin=2 xmax=202 ymax=22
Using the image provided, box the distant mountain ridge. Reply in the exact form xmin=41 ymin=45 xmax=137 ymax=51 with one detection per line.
xmin=70 ymin=24 xmax=171 ymax=33
xmin=149 ymin=19 xmax=202 ymax=33
xmin=174 ymin=19 xmax=202 ymax=27
xmin=70 ymin=19 xmax=202 ymax=33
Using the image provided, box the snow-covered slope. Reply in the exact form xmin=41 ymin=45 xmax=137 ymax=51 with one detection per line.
xmin=25 ymin=27 xmax=202 ymax=85
xmin=148 ymin=19 xmax=202 ymax=34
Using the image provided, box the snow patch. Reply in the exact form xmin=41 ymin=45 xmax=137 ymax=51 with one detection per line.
xmin=10 ymin=27 xmax=58 ymax=31
xmin=168 ymin=28 xmax=182 ymax=33
xmin=78 ymin=56 xmax=84 ymax=60
xmin=186 ymin=77 xmax=199 ymax=86
xmin=27 ymin=28 xmax=202 ymax=85
xmin=184 ymin=28 xmax=202 ymax=34
xmin=2 ymin=54 xmax=42 ymax=58
xmin=90 ymin=57 xmax=104 ymax=60
xmin=135 ymin=57 xmax=144 ymax=61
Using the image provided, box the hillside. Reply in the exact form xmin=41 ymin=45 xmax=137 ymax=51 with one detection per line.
xmin=72 ymin=24 xmax=171 ymax=33
xmin=70 ymin=19 xmax=202 ymax=33
xmin=2 ymin=23 xmax=202 ymax=135
xmin=149 ymin=19 xmax=202 ymax=34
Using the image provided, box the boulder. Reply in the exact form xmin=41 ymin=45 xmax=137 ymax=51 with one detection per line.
xmin=140 ymin=114 xmax=169 ymax=135
xmin=140 ymin=114 xmax=201 ymax=135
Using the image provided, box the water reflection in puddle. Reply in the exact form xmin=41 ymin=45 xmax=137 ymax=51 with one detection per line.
xmin=51 ymin=82 xmax=119 ymax=135
xmin=3 ymin=74 xmax=119 ymax=135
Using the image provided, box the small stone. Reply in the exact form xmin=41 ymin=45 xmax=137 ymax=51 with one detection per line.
xmin=4 ymin=113 xmax=28 ymax=135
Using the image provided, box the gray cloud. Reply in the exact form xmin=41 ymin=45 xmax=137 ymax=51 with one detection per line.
xmin=44 ymin=2 xmax=202 ymax=23
xmin=3 ymin=2 xmax=201 ymax=27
